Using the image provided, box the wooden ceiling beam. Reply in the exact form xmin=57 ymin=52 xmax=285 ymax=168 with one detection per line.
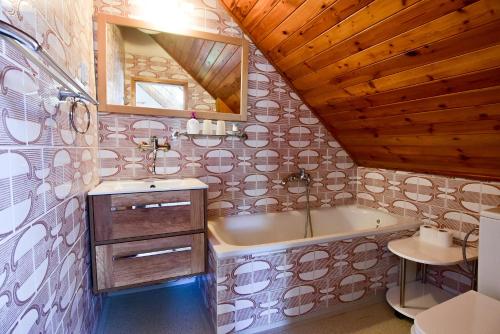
xmin=286 ymin=0 xmax=476 ymax=80
xmin=292 ymin=0 xmax=500 ymax=89
xmin=331 ymin=104 xmax=500 ymax=130
xmin=266 ymin=0 xmax=375 ymax=62
xmin=307 ymin=44 xmax=500 ymax=105
xmin=222 ymin=0 xmax=500 ymax=180
xmin=317 ymin=66 xmax=500 ymax=111
xmin=322 ymin=86 xmax=500 ymax=121
xmin=301 ymin=20 xmax=500 ymax=99
xmin=276 ymin=0 xmax=421 ymax=71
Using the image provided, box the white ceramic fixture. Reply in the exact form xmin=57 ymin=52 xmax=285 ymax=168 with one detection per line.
xmin=385 ymin=236 xmax=478 ymax=318
xmin=413 ymin=290 xmax=500 ymax=334
xmin=208 ymin=205 xmax=421 ymax=258
xmin=88 ymin=178 xmax=208 ymax=195
xmin=411 ymin=207 xmax=500 ymax=334
xmin=478 ymin=207 xmax=500 ymax=300
xmin=387 ymin=236 xmax=477 ymax=266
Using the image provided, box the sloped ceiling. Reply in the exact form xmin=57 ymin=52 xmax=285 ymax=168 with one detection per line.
xmin=221 ymin=0 xmax=500 ymax=180
xmin=152 ymin=33 xmax=242 ymax=113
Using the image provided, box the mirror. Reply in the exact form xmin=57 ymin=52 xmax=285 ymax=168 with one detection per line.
xmin=97 ymin=14 xmax=248 ymax=121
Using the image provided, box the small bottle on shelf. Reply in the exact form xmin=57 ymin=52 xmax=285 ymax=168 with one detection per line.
xmin=186 ymin=112 xmax=200 ymax=134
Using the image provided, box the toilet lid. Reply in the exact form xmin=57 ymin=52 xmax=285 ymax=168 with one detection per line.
xmin=414 ymin=291 xmax=500 ymax=334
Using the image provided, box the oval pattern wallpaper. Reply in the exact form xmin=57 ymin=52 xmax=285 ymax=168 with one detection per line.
xmin=95 ymin=0 xmax=358 ymax=219
xmin=0 ymin=0 xmax=498 ymax=333
xmin=0 ymin=1 xmax=101 ymax=333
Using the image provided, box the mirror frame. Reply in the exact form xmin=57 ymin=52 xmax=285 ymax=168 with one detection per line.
xmin=97 ymin=14 xmax=248 ymax=121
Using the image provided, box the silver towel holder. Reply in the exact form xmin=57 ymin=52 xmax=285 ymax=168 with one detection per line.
xmin=69 ymin=99 xmax=91 ymax=134
xmin=0 ymin=20 xmax=98 ymax=106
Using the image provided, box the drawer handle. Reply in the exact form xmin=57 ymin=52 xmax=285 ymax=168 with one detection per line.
xmin=111 ymin=201 xmax=191 ymax=212
xmin=113 ymin=246 xmax=192 ymax=260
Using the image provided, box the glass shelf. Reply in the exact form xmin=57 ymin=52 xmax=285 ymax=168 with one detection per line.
xmin=172 ymin=130 xmax=248 ymax=140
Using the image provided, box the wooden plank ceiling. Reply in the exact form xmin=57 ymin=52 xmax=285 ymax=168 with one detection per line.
xmin=221 ymin=0 xmax=500 ymax=180
xmin=152 ymin=33 xmax=242 ymax=113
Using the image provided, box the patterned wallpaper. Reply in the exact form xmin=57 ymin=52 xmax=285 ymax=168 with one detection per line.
xmin=203 ymin=228 xmax=417 ymax=333
xmin=124 ymin=52 xmax=216 ymax=111
xmin=357 ymin=167 xmax=500 ymax=294
xmin=94 ymin=0 xmax=500 ymax=304
xmin=95 ymin=0 xmax=500 ymax=222
xmin=0 ymin=1 xmax=101 ymax=333
xmin=95 ymin=0 xmax=358 ymax=218
xmin=0 ymin=0 xmax=495 ymax=333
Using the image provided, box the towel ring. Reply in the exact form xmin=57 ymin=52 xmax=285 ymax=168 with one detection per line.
xmin=69 ymin=99 xmax=90 ymax=134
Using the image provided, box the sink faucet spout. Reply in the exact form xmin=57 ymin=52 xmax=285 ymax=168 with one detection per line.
xmin=137 ymin=136 xmax=171 ymax=175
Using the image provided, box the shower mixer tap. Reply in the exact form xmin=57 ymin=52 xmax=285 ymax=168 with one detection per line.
xmin=281 ymin=168 xmax=313 ymax=238
xmin=281 ymin=168 xmax=311 ymax=186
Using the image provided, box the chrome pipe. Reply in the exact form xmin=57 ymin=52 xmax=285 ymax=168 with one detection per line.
xmin=281 ymin=168 xmax=313 ymax=238
xmin=0 ymin=19 xmax=40 ymax=50
xmin=462 ymin=227 xmax=479 ymax=290
xmin=0 ymin=20 xmax=98 ymax=105
xmin=399 ymin=258 xmax=406 ymax=308
xmin=305 ymin=185 xmax=313 ymax=238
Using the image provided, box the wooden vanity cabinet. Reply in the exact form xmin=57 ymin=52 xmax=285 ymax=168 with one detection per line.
xmin=88 ymin=189 xmax=207 ymax=293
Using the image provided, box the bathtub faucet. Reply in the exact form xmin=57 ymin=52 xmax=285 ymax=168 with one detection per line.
xmin=281 ymin=168 xmax=313 ymax=238
xmin=281 ymin=168 xmax=311 ymax=186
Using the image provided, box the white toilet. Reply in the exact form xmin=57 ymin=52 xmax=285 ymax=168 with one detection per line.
xmin=411 ymin=207 xmax=500 ymax=334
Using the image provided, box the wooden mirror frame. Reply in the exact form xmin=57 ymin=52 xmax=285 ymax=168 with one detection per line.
xmin=97 ymin=14 xmax=249 ymax=121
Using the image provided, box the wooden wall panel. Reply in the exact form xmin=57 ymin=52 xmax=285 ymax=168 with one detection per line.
xmin=222 ymin=0 xmax=500 ymax=180
xmin=152 ymin=33 xmax=242 ymax=113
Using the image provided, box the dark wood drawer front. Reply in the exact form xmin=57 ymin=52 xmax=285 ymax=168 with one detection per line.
xmin=92 ymin=190 xmax=205 ymax=242
xmin=95 ymin=233 xmax=205 ymax=291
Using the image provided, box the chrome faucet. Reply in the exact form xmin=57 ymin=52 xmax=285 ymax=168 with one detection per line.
xmin=281 ymin=168 xmax=313 ymax=238
xmin=137 ymin=136 xmax=171 ymax=175
xmin=281 ymin=168 xmax=311 ymax=186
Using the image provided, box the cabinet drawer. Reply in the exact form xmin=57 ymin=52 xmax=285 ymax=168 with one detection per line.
xmin=111 ymin=191 xmax=191 ymax=208
xmin=95 ymin=233 xmax=205 ymax=291
xmin=92 ymin=189 xmax=205 ymax=242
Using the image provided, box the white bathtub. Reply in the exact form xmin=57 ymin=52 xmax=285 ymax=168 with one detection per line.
xmin=208 ymin=205 xmax=421 ymax=258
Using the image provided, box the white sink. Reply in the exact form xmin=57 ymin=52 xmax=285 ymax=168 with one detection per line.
xmin=88 ymin=178 xmax=208 ymax=195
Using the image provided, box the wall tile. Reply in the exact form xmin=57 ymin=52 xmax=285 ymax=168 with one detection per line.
xmin=0 ymin=0 xmax=101 ymax=332
xmin=357 ymin=167 xmax=499 ymax=295
xmin=94 ymin=1 xmax=359 ymax=218
xmin=204 ymin=229 xmax=416 ymax=333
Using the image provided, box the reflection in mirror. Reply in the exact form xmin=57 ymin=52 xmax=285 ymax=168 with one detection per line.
xmin=103 ymin=20 xmax=246 ymax=117
xmin=132 ymin=78 xmax=187 ymax=109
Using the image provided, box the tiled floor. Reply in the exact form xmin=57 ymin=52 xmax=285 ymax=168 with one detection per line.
xmin=98 ymin=283 xmax=412 ymax=334
xmin=97 ymin=282 xmax=212 ymax=334
xmin=264 ymin=303 xmax=412 ymax=334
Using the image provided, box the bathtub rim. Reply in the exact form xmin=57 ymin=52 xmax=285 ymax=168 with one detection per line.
xmin=208 ymin=207 xmax=422 ymax=259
